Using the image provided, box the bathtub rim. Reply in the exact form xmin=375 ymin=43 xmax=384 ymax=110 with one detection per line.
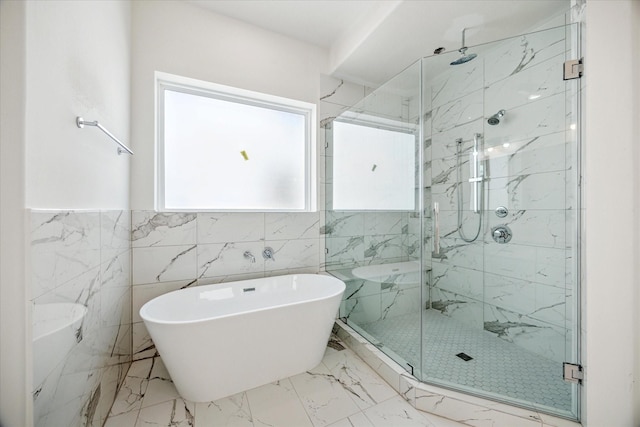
xmin=140 ymin=273 xmax=345 ymax=326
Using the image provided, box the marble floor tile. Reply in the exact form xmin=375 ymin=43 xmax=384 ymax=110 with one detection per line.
xmin=362 ymin=396 xmax=438 ymax=426
xmin=104 ymin=337 xmax=468 ymax=427
xmin=104 ymin=409 xmax=139 ymax=427
xmin=141 ymin=374 xmax=181 ymax=409
xmin=322 ymin=348 xmax=398 ymax=410
xmin=195 ymin=393 xmax=253 ymax=427
xmin=328 ymin=411 xmax=375 ymax=427
xmin=247 ymin=378 xmax=313 ymax=427
xmin=109 ymin=376 xmax=148 ymax=417
xmin=138 ymin=357 xmax=182 ymax=409
xmin=289 ymin=363 xmax=362 ymax=426
xmin=108 ymin=358 xmax=154 ymax=417
xmin=135 ymin=398 xmax=195 ymax=427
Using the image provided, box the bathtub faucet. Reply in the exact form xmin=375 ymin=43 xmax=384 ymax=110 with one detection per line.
xmin=262 ymin=247 xmax=275 ymax=261
xmin=243 ymin=251 xmax=255 ymax=263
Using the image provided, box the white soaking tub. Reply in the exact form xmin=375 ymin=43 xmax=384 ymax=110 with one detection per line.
xmin=140 ymin=273 xmax=345 ymax=402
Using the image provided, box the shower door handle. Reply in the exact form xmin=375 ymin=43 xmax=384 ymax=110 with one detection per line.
xmin=433 ymin=203 xmax=440 ymax=256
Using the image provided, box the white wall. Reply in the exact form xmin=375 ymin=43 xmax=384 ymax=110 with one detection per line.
xmin=1 ymin=1 xmax=132 ymax=425
xmin=0 ymin=2 xmax=29 ymax=425
xmin=584 ymin=1 xmax=640 ymax=425
xmin=25 ymin=0 xmax=131 ymax=209
xmin=130 ymin=0 xmax=329 ymax=209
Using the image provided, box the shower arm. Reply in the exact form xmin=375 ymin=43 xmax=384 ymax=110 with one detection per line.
xmin=469 ymin=133 xmax=483 ymax=213
xmin=460 ymin=28 xmax=467 ymax=53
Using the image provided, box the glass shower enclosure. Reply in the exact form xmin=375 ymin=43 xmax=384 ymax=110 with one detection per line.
xmin=324 ymin=23 xmax=581 ymax=420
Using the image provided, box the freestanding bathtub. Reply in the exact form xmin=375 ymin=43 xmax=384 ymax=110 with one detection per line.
xmin=140 ymin=273 xmax=345 ymax=402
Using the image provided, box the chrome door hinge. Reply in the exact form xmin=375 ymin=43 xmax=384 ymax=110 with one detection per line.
xmin=563 ymin=362 xmax=584 ymax=384
xmin=564 ymin=58 xmax=584 ymax=80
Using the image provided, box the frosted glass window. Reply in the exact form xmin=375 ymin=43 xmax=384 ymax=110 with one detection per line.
xmin=333 ymin=120 xmax=415 ymax=210
xmin=157 ymin=77 xmax=315 ymax=211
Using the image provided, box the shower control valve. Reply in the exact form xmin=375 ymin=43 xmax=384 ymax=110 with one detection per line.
xmin=491 ymin=225 xmax=513 ymax=244
xmin=262 ymin=247 xmax=275 ymax=261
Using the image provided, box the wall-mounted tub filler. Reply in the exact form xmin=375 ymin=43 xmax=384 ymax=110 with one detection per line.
xmin=243 ymin=251 xmax=255 ymax=263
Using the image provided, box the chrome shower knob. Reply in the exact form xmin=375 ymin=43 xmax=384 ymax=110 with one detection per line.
xmin=491 ymin=225 xmax=513 ymax=244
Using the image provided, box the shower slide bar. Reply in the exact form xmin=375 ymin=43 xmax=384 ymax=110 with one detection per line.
xmin=76 ymin=116 xmax=134 ymax=155
xmin=469 ymin=133 xmax=483 ymax=213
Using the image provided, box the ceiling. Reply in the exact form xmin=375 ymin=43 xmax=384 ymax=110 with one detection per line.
xmin=190 ymin=0 xmax=569 ymax=87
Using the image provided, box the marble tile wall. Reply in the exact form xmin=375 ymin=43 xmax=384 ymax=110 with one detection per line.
xmin=30 ymin=209 xmax=132 ymax=427
xmin=131 ymin=210 xmax=321 ymax=360
xmin=425 ymin=24 xmax=575 ymax=363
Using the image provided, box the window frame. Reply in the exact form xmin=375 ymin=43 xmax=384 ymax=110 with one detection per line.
xmin=155 ymin=72 xmax=317 ymax=212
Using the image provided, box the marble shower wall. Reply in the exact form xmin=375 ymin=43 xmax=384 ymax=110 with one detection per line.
xmin=131 ymin=211 xmax=321 ymax=360
xmin=426 ymin=23 xmax=575 ymax=364
xmin=30 ymin=209 xmax=131 ymax=427
xmin=320 ymin=73 xmax=425 ymax=325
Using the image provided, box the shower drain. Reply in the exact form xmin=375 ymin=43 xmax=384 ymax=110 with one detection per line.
xmin=456 ymin=352 xmax=474 ymax=361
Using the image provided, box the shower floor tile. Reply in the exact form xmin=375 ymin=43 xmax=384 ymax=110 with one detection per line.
xmin=358 ymin=310 xmax=572 ymax=413
xmin=104 ymin=336 xmax=467 ymax=427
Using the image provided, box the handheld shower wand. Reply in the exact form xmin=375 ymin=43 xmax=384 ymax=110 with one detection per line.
xmin=456 ymin=134 xmax=484 ymax=242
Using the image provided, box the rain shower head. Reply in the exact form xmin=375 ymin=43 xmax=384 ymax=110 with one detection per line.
xmin=450 ymin=51 xmax=477 ymax=65
xmin=450 ymin=28 xmax=477 ymax=66
xmin=487 ymin=109 xmax=506 ymax=125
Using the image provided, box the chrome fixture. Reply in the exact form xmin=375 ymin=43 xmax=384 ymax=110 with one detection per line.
xmin=243 ymin=251 xmax=255 ymax=263
xmin=262 ymin=247 xmax=275 ymax=261
xmin=456 ymin=134 xmax=484 ymax=242
xmin=76 ymin=116 xmax=134 ymax=155
xmin=487 ymin=110 xmax=506 ymax=126
xmin=563 ymin=58 xmax=584 ymax=81
xmin=432 ymin=202 xmax=441 ymax=257
xmin=450 ymin=28 xmax=477 ymax=66
xmin=491 ymin=225 xmax=513 ymax=244
xmin=495 ymin=206 xmax=509 ymax=218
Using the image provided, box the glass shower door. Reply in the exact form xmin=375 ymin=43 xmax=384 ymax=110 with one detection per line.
xmin=325 ymin=61 xmax=425 ymax=376
xmin=421 ymin=23 xmax=581 ymax=419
